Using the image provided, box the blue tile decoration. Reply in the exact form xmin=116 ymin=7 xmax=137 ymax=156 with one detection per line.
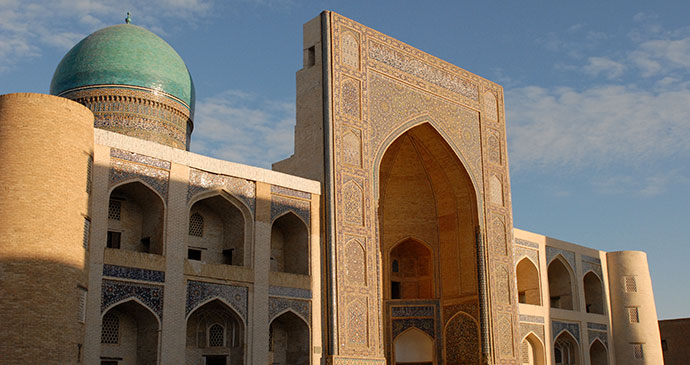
xmin=111 ymin=148 xmax=170 ymax=169
xmin=588 ymin=330 xmax=608 ymax=347
xmin=268 ymin=285 xmax=312 ymax=299
xmin=520 ymin=322 xmax=545 ymax=343
xmin=110 ymin=151 xmax=170 ymax=199
xmin=271 ymin=194 xmax=310 ymax=225
xmin=271 ymin=185 xmax=311 ymax=200
xmin=187 ymin=168 xmax=256 ymax=215
xmin=519 ymin=314 xmax=544 ymax=324
xmin=101 ymin=279 xmax=163 ymax=319
xmin=443 ymin=302 xmax=479 ymax=324
xmin=514 ymin=245 xmax=539 ymax=266
xmin=582 ymin=255 xmax=601 ymax=264
xmin=515 ymin=239 xmax=539 ymax=249
xmin=582 ymin=260 xmax=603 ymax=279
xmin=103 ymin=264 xmax=165 ymax=283
xmin=186 ymin=280 xmax=248 ymax=322
xmin=546 ymin=246 xmax=576 ymax=271
xmin=552 ymin=320 xmax=580 ymax=343
xmin=587 ymin=322 xmax=607 ymax=331
xmin=391 ymin=305 xmax=434 ymax=318
xmin=392 ymin=318 xmax=435 ymax=339
xmin=268 ymin=297 xmax=311 ymax=324
xmin=50 ymin=24 xmax=195 ymax=110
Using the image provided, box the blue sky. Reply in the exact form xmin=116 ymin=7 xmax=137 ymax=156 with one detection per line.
xmin=1 ymin=0 xmax=688 ymax=319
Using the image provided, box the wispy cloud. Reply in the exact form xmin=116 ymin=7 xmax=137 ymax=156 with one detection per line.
xmin=583 ymin=57 xmax=625 ymax=79
xmin=0 ymin=0 xmax=214 ymax=72
xmin=191 ymin=90 xmax=295 ymax=168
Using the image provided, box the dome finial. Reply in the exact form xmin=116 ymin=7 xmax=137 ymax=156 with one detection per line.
xmin=125 ymin=12 xmax=131 ymax=24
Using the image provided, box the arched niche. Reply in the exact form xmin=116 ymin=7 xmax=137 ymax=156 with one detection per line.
xmin=394 ymin=327 xmax=433 ymax=364
xmin=589 ymin=338 xmax=608 ymax=365
xmin=516 ymin=257 xmax=541 ymax=305
xmin=108 ymin=181 xmax=165 ymax=255
xmin=377 ymin=122 xmax=480 ymax=363
xmin=187 ymin=192 xmax=248 ymax=266
xmin=185 ymin=299 xmax=244 ymax=364
xmin=520 ymin=332 xmax=545 ymax=365
xmin=100 ymin=299 xmax=160 ymax=364
xmin=554 ymin=331 xmax=580 ymax=365
xmin=269 ymin=310 xmax=310 ymax=365
xmin=271 ymin=211 xmax=309 ymax=275
xmin=389 ymin=238 xmax=434 ymax=299
xmin=583 ymin=271 xmax=604 ymax=314
xmin=548 ymin=257 xmax=576 ymax=310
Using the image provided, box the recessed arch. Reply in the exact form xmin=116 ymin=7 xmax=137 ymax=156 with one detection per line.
xmin=185 ymin=299 xmax=245 ymax=364
xmin=548 ymin=255 xmax=576 ymax=310
xmin=589 ymin=338 xmax=608 ymax=365
xmin=388 ymin=237 xmax=434 ymax=299
xmin=393 ymin=327 xmax=434 ymax=364
xmin=271 ymin=211 xmax=309 ymax=275
xmin=185 ymin=296 xmax=245 ymax=325
xmin=187 ymin=189 xmax=253 ymax=267
xmin=269 ymin=309 xmax=310 ymax=365
xmin=516 ymin=257 xmax=541 ymax=305
xmin=583 ymin=271 xmax=605 ymax=314
xmin=554 ymin=330 xmax=580 ymax=365
xmin=100 ymin=298 xmax=160 ymax=364
xmin=444 ymin=311 xmax=480 ymax=364
xmin=107 ymin=180 xmax=166 ymax=254
xmin=520 ymin=332 xmax=545 ymax=365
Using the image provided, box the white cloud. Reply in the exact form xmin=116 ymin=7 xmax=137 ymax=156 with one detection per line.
xmin=506 ymin=83 xmax=690 ymax=172
xmin=630 ymin=37 xmax=690 ymax=77
xmin=583 ymin=57 xmax=626 ymax=79
xmin=191 ymin=90 xmax=295 ymax=168
xmin=0 ymin=0 xmax=214 ymax=72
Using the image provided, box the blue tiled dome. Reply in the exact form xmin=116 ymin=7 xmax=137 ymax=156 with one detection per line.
xmin=50 ymin=24 xmax=194 ymax=111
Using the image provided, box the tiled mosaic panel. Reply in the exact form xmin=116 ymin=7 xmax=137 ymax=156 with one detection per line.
xmin=443 ymin=302 xmax=479 ymax=324
xmin=344 ymin=239 xmax=367 ymax=287
xmin=515 ymin=239 xmax=539 ymax=249
xmin=268 ymin=285 xmax=312 ymax=299
xmin=391 ymin=305 xmax=434 ymax=318
xmin=588 ymin=329 xmax=608 ymax=347
xmin=587 ymin=322 xmax=607 ymax=331
xmin=101 ymin=279 xmax=163 ymax=319
xmin=483 ymin=91 xmax=499 ymax=121
xmin=327 ymin=358 xmax=386 ymax=365
xmin=552 ymin=321 xmax=580 ymax=343
xmin=186 ymin=280 xmax=248 ymax=322
xmin=102 ymin=264 xmax=165 ymax=283
xmin=514 ymin=245 xmax=539 ymax=267
xmin=391 ymin=318 xmax=434 ymax=339
xmin=519 ymin=322 xmax=545 ymax=344
xmin=270 ymin=185 xmax=311 ymax=200
xmin=268 ymin=297 xmax=311 ymax=325
xmin=546 ymin=246 xmax=576 ymax=270
xmin=347 ymin=297 xmax=369 ymax=348
xmin=519 ymin=315 xmax=544 ymax=324
xmin=498 ymin=314 xmax=515 ymax=358
xmin=187 ymin=168 xmax=256 ymax=215
xmin=342 ymin=128 xmax=363 ymax=167
xmin=582 ymin=254 xmax=601 ymax=264
xmin=445 ymin=312 xmax=479 ymax=364
xmin=582 ymin=259 xmax=603 ymax=279
xmin=271 ymin=194 xmax=310 ymax=224
xmin=110 ymin=153 xmax=170 ymax=199
xmin=111 ymin=148 xmax=171 ymax=169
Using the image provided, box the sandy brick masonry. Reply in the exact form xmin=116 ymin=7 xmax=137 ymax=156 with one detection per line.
xmin=0 ymin=93 xmax=94 ymax=363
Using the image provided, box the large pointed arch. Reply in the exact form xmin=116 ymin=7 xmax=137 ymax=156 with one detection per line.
xmin=269 ymin=309 xmax=310 ymax=365
xmin=393 ymin=327 xmax=434 ymax=364
xmin=185 ymin=298 xmax=245 ymax=364
xmin=548 ymin=255 xmax=577 ymax=310
xmin=516 ymin=257 xmax=541 ymax=305
xmin=520 ymin=332 xmax=545 ymax=365
xmin=583 ymin=271 xmax=605 ymax=314
xmin=589 ymin=338 xmax=608 ymax=365
xmin=270 ymin=210 xmax=310 ymax=275
xmin=100 ymin=298 xmax=160 ymax=364
xmin=554 ymin=330 xmax=580 ymax=365
xmin=107 ymin=180 xmax=166 ymax=254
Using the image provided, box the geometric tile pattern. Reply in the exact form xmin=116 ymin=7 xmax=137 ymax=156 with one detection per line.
xmin=271 ymin=194 xmax=310 ymax=225
xmin=552 ymin=320 xmax=580 ymax=344
xmin=268 ymin=285 xmax=312 ymax=299
xmin=102 ymin=264 xmax=165 ymax=283
xmin=101 ymin=279 xmax=163 ymax=319
xmin=187 ymin=168 xmax=256 ymax=215
xmin=546 ymin=246 xmax=576 ymax=271
xmin=268 ymin=297 xmax=311 ymax=325
xmin=185 ymin=280 xmax=248 ymax=322
xmin=110 ymin=154 xmax=170 ymax=199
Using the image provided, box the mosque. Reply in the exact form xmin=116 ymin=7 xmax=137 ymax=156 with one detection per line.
xmin=0 ymin=11 xmax=664 ymax=365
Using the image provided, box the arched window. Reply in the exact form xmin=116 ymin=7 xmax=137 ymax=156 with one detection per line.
xmin=516 ymin=258 xmax=541 ymax=305
xmin=589 ymin=339 xmax=608 ymax=365
xmin=271 ymin=212 xmax=309 ymax=275
xmin=101 ymin=312 xmax=119 ymax=344
xmin=548 ymin=258 xmax=575 ymax=310
xmin=208 ymin=323 xmax=225 ymax=347
xmin=554 ymin=331 xmax=579 ymax=365
xmin=107 ymin=182 xmax=165 ymax=254
xmin=583 ymin=272 xmax=604 ymax=314
xmin=189 ymin=213 xmax=204 ymax=237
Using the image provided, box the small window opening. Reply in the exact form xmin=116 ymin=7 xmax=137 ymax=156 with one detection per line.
xmin=223 ymin=249 xmax=234 ymax=265
xmin=625 ymin=276 xmax=638 ymax=293
xmin=662 ymin=339 xmax=668 ymax=351
xmin=106 ymin=231 xmax=121 ymax=249
xmin=108 ymin=200 xmax=121 ymax=220
xmin=188 ymin=248 xmax=202 ymax=261
xmin=189 ymin=213 xmax=204 ymax=237
xmin=208 ymin=324 xmax=224 ymax=347
xmin=140 ymin=237 xmax=150 ymax=253
xmin=391 ymin=281 xmax=401 ymax=299
xmin=305 ymin=46 xmax=316 ymax=67
xmin=392 ymin=259 xmax=399 ymax=273
xmin=101 ymin=312 xmax=119 ymax=344
xmin=633 ymin=343 xmax=644 ymax=359
xmin=628 ymin=307 xmax=640 ymax=323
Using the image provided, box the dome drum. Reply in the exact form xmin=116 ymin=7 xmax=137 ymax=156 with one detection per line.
xmin=63 ymin=87 xmax=193 ymax=150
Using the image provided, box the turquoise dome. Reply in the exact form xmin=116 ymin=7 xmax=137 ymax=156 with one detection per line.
xmin=50 ymin=24 xmax=195 ymax=110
